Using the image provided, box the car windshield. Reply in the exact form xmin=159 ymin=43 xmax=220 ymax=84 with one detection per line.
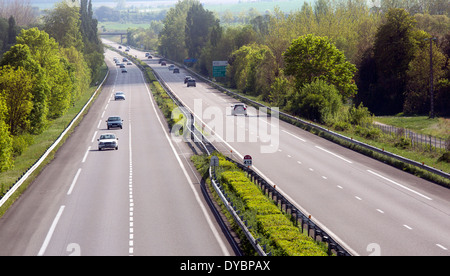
xmin=108 ymin=117 xmax=121 ymax=121
xmin=100 ymin=134 xmax=115 ymax=140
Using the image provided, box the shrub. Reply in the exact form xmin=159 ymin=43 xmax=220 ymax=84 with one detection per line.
xmin=219 ymin=167 xmax=328 ymax=256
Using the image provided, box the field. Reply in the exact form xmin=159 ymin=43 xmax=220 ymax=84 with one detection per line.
xmin=374 ymin=116 xmax=450 ymax=139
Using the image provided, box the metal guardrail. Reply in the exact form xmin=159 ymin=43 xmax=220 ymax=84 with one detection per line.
xmin=145 ymin=59 xmax=351 ymax=256
xmin=180 ymin=66 xmax=450 ymax=181
xmin=0 ymin=71 xmax=110 ymax=209
xmin=145 ymin=61 xmax=267 ymax=255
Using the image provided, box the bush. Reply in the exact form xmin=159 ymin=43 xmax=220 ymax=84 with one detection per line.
xmin=348 ymin=103 xmax=373 ymax=126
xmin=355 ymin=125 xmax=383 ymax=139
xmin=219 ymin=167 xmax=328 ymax=256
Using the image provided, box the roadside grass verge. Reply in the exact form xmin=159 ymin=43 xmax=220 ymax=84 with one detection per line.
xmin=0 ymin=64 xmax=108 ymax=217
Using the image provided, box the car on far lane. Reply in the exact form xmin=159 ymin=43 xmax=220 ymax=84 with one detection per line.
xmin=186 ymin=78 xmax=196 ymax=87
xmin=114 ymin=92 xmax=125 ymax=100
xmin=98 ymin=133 xmax=119 ymax=151
xmin=231 ymin=103 xmax=247 ymax=116
xmin=121 ymin=68 xmax=127 ymax=73
xmin=173 ymin=68 xmax=179 ymax=73
xmin=106 ymin=116 xmax=123 ymax=129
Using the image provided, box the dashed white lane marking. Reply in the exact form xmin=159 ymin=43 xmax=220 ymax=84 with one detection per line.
xmin=315 ymin=146 xmax=353 ymax=164
xmin=139 ymin=69 xmax=230 ymax=256
xmin=67 ymin=168 xmax=82 ymax=195
xmin=367 ymin=170 xmax=432 ymax=201
xmin=282 ymin=130 xmax=306 ymax=142
xmin=376 ymin=209 xmax=384 ymax=214
xmin=403 ymin=224 xmax=412 ymax=230
xmin=82 ymin=146 xmax=91 ymax=163
xmin=91 ymin=131 xmax=98 ymax=143
xmin=128 ymin=120 xmax=134 ymax=255
xmin=38 ymin=205 xmax=65 ymax=256
xmin=436 ymin=244 xmax=448 ymax=251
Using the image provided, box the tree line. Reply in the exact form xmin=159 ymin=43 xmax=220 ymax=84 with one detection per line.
xmin=0 ymin=0 xmax=103 ymax=172
xmin=153 ymin=0 xmax=449 ymax=124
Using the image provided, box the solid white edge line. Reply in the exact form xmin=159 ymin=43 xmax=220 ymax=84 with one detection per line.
xmin=150 ymin=65 xmax=361 ymax=256
xmin=139 ymin=70 xmax=231 ymax=256
xmin=367 ymin=170 xmax=432 ymax=201
xmin=37 ymin=205 xmax=65 ymax=256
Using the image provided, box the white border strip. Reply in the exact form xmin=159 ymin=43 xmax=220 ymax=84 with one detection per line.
xmin=0 ymin=71 xmax=109 ymax=209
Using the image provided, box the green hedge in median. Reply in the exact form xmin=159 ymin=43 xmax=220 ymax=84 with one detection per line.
xmin=218 ymin=162 xmax=328 ymax=256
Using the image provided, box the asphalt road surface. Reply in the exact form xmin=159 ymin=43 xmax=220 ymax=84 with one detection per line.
xmin=123 ymin=43 xmax=450 ymax=256
xmin=0 ymin=49 xmax=234 ymax=256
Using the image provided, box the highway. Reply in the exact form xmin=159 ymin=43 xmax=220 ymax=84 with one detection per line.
xmin=122 ymin=43 xmax=450 ymax=256
xmin=0 ymin=49 xmax=234 ymax=256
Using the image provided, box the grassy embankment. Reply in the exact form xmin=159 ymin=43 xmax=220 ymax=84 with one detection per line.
xmin=0 ymin=64 xmax=108 ymax=217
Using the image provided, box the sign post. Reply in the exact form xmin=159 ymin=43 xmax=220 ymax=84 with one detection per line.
xmin=212 ymin=61 xmax=228 ymax=77
xmin=243 ymin=155 xmax=252 ymax=167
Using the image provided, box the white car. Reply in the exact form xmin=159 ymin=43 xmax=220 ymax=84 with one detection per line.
xmin=98 ymin=133 xmax=119 ymax=150
xmin=114 ymin=92 xmax=125 ymax=100
xmin=231 ymin=103 xmax=248 ymax=116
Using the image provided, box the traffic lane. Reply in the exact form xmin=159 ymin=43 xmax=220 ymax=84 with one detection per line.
xmin=40 ymin=54 xmax=132 ymax=255
xmin=0 ymin=51 xmax=120 ymax=255
xmin=129 ymin=68 xmax=231 ymax=255
xmin=105 ymin=46 xmax=234 ymax=255
xmin=147 ymin=60 xmax=450 ymax=255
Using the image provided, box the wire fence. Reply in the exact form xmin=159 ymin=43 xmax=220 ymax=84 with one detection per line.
xmin=373 ymin=123 xmax=449 ymax=153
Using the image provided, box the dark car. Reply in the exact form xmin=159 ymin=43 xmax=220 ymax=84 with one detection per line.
xmin=187 ymin=78 xmax=196 ymax=87
xmin=184 ymin=76 xmax=192 ymax=83
xmin=161 ymin=61 xmax=166 ymax=66
xmin=173 ymin=68 xmax=180 ymax=73
xmin=106 ymin=116 xmax=123 ymax=129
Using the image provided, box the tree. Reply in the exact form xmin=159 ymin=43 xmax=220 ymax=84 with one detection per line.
xmin=373 ymin=8 xmax=417 ymax=114
xmin=184 ymin=2 xmax=216 ymax=59
xmin=159 ymin=0 xmax=197 ymax=61
xmin=0 ymin=66 xmax=34 ymax=135
xmin=404 ymin=39 xmax=447 ymax=114
xmin=288 ymin=79 xmax=343 ymax=124
xmin=16 ymin=28 xmax=73 ymax=119
xmin=79 ymin=0 xmax=103 ymax=80
xmin=283 ymin=34 xmax=357 ymax=99
xmin=43 ymin=2 xmax=84 ymax=51
xmin=1 ymin=43 xmax=49 ymax=134
xmin=0 ymin=94 xmax=13 ymax=172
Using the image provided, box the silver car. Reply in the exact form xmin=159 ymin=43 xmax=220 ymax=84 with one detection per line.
xmin=98 ymin=133 xmax=119 ymax=150
xmin=114 ymin=92 xmax=125 ymax=100
xmin=231 ymin=103 xmax=248 ymax=116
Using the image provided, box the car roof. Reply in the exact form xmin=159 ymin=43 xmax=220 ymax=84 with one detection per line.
xmin=100 ymin=133 xmax=116 ymax=138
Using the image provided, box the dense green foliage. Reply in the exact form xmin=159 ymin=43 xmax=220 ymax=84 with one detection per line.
xmin=0 ymin=1 xmax=103 ymax=172
xmin=154 ymin=0 xmax=449 ymax=121
xmin=192 ymin=153 xmax=328 ymax=256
